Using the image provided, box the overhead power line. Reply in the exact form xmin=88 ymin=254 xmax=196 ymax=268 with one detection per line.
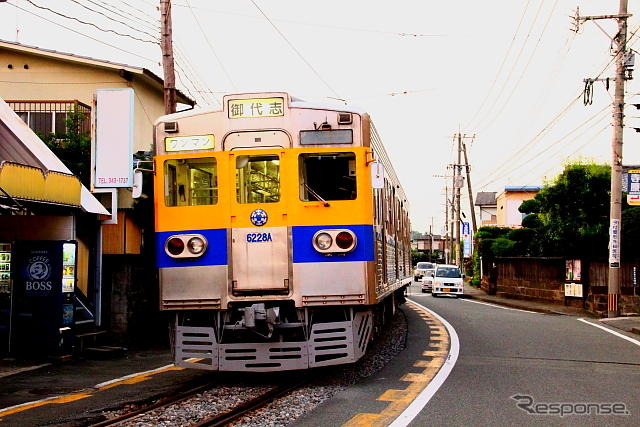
xmin=250 ymin=0 xmax=341 ymax=98
xmin=66 ymin=0 xmax=159 ymax=41
xmin=24 ymin=0 xmax=158 ymax=44
xmin=7 ymin=1 xmax=158 ymax=63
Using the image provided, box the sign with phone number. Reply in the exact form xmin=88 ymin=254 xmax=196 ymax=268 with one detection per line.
xmin=165 ymin=135 xmax=214 ymax=152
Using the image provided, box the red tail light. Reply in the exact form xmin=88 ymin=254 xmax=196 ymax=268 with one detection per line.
xmin=167 ymin=237 xmax=185 ymax=255
xmin=335 ymin=231 xmax=354 ymax=249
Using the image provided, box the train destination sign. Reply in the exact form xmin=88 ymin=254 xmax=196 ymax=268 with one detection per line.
xmin=228 ymin=97 xmax=285 ymax=119
xmin=165 ymin=135 xmax=214 ymax=152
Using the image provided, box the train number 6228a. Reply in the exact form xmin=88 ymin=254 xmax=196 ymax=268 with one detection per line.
xmin=246 ymin=233 xmax=273 ymax=243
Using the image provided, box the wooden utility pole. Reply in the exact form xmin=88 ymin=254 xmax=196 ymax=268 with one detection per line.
xmin=576 ymin=0 xmax=630 ymax=317
xmin=160 ymin=0 xmax=177 ymax=114
xmin=462 ymin=137 xmax=478 ymax=234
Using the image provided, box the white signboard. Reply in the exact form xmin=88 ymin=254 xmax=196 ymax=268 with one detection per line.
xmin=609 ymin=218 xmax=621 ymax=267
xmin=564 ymin=283 xmax=583 ymax=298
xmin=95 ymin=89 xmax=134 ymax=187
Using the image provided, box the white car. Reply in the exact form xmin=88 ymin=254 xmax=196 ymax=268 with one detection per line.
xmin=431 ymin=264 xmax=464 ymax=297
xmin=420 ymin=269 xmax=436 ymax=292
xmin=414 ymin=262 xmax=436 ymax=281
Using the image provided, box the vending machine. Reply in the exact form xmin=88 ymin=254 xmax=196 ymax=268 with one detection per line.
xmin=0 ymin=242 xmax=12 ymax=356
xmin=11 ymin=241 xmax=76 ymax=358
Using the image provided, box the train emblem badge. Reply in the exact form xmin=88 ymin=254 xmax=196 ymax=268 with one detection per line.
xmin=250 ymin=209 xmax=268 ymax=226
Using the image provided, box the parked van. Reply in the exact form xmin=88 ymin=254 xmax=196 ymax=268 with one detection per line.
xmin=431 ymin=264 xmax=464 ymax=297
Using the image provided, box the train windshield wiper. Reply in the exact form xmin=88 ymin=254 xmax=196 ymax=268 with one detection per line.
xmin=304 ymin=183 xmax=330 ymax=207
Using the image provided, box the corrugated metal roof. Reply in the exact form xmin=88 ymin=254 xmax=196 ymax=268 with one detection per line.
xmin=0 ymin=97 xmax=109 ymax=214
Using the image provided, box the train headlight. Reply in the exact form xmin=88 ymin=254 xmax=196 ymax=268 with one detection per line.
xmin=312 ymin=229 xmax=357 ymax=254
xmin=187 ymin=236 xmax=207 ymax=254
xmin=315 ymin=232 xmax=333 ymax=250
xmin=165 ymin=234 xmax=208 ymax=258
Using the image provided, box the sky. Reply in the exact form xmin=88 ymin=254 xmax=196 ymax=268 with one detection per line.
xmin=2 ymin=0 xmax=640 ymax=234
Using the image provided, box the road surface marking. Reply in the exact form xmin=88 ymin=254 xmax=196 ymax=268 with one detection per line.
xmin=577 ymin=318 xmax=640 ymax=347
xmin=342 ymin=299 xmax=458 ymax=427
xmin=0 ymin=363 xmax=184 ymax=418
xmin=460 ymin=298 xmax=540 ymax=314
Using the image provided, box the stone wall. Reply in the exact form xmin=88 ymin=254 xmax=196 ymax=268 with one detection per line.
xmin=495 ymin=257 xmax=565 ymax=303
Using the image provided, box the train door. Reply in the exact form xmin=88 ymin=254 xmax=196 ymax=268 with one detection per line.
xmin=225 ymin=131 xmax=292 ymax=294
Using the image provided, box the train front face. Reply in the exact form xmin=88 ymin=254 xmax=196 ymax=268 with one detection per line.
xmin=154 ymin=96 xmax=377 ymax=371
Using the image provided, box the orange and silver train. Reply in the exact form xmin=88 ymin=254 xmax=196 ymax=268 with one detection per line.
xmin=153 ymin=92 xmax=411 ymax=371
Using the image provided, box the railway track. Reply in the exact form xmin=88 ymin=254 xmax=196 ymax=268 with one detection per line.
xmin=91 ymin=378 xmax=309 ymax=427
xmin=192 ymin=380 xmax=309 ymax=427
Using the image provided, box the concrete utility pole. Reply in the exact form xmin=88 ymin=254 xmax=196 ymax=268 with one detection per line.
xmin=160 ymin=0 xmax=177 ymax=114
xmin=455 ymin=133 xmax=463 ymax=268
xmin=444 ymin=185 xmax=450 ymax=264
xmin=576 ymin=0 xmax=630 ymax=317
xmin=462 ymin=136 xmax=478 ymax=234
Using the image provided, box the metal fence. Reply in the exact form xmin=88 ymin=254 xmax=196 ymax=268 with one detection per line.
xmin=6 ymin=100 xmax=91 ymax=136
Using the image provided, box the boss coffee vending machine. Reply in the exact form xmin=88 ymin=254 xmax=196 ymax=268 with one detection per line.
xmin=12 ymin=240 xmax=76 ymax=358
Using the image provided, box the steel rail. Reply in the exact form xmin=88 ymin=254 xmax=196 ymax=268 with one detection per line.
xmin=193 ymin=380 xmax=309 ymax=427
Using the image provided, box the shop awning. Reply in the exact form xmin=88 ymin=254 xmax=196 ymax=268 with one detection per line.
xmin=0 ymin=161 xmax=81 ymax=207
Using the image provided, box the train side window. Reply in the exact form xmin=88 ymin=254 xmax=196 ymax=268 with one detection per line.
xmin=164 ymin=158 xmax=217 ymax=206
xmin=236 ymin=155 xmax=280 ymax=203
xmin=299 ymin=152 xmax=357 ymax=201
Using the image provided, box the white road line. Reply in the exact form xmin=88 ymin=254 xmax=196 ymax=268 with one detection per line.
xmin=577 ymin=318 xmax=640 ymax=347
xmin=460 ymin=298 xmax=540 ymax=314
xmin=390 ymin=299 xmax=460 ymax=427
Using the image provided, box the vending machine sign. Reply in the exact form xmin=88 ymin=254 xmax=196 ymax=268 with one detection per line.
xmin=25 ymin=251 xmax=53 ymax=296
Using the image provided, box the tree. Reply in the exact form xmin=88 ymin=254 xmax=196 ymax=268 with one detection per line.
xmin=38 ymin=110 xmax=91 ymax=187
xmin=532 ymin=163 xmax=610 ymax=258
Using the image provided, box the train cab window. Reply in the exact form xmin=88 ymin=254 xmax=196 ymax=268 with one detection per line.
xmin=236 ymin=155 xmax=280 ymax=203
xmin=164 ymin=158 xmax=217 ymax=206
xmin=299 ymin=152 xmax=357 ymax=201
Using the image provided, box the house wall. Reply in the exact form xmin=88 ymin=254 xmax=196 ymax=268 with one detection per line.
xmin=479 ymin=206 xmax=497 ymax=225
xmin=496 ymin=191 xmax=537 ymax=227
xmin=0 ymin=50 xmax=166 ymax=153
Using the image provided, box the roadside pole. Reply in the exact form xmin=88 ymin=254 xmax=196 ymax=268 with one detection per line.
xmin=576 ymin=0 xmax=630 ymax=317
xmin=160 ymin=0 xmax=177 ymax=114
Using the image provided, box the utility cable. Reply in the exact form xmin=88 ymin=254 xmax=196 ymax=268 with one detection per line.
xmin=473 ymin=0 xmax=545 ymax=131
xmin=65 ymin=0 xmax=159 ymax=41
xmin=183 ymin=0 xmax=237 ymax=91
xmin=250 ymin=0 xmax=341 ymax=99
xmin=479 ymin=104 xmax=609 ymax=189
xmin=464 ymin=0 xmax=532 ymax=130
xmin=23 ymin=0 xmax=158 ymax=45
xmin=7 ymin=1 xmax=157 ymax=63
xmin=478 ymin=0 xmax=560 ymax=133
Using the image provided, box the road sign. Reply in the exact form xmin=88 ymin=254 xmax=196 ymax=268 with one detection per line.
xmin=627 ymin=194 xmax=640 ymax=205
xmin=627 ymin=169 xmax=640 ymax=194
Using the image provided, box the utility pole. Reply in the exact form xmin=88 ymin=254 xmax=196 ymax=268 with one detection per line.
xmin=160 ymin=0 xmax=177 ymax=114
xmin=575 ymin=0 xmax=631 ymax=318
xmin=455 ymin=133 xmax=463 ymax=268
xmin=462 ymin=136 xmax=478 ymax=234
xmin=444 ymin=185 xmax=450 ymax=264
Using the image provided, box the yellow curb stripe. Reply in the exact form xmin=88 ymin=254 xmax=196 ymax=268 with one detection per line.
xmin=343 ymin=304 xmax=450 ymax=426
xmin=0 ymin=393 xmax=93 ymax=417
xmin=0 ymin=364 xmax=184 ymax=418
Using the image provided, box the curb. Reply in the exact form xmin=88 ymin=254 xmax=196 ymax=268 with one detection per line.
xmin=464 ymin=292 xmax=596 ymax=317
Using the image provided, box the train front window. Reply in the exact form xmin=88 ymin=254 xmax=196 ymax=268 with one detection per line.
xmin=299 ymin=152 xmax=357 ymax=201
xmin=236 ymin=155 xmax=281 ymax=203
xmin=164 ymin=158 xmax=217 ymax=206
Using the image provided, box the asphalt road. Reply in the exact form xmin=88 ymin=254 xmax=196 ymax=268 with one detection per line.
xmin=405 ymin=283 xmax=640 ymax=426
